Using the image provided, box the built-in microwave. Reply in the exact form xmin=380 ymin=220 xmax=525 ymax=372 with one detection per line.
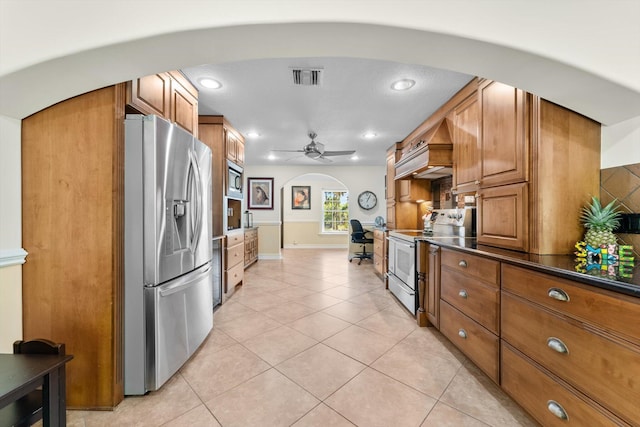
xmin=227 ymin=160 xmax=243 ymax=200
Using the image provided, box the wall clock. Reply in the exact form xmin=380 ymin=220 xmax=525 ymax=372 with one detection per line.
xmin=357 ymin=191 xmax=378 ymax=210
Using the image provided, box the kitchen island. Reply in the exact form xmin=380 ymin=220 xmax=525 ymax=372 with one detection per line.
xmin=392 ymin=230 xmax=640 ymax=426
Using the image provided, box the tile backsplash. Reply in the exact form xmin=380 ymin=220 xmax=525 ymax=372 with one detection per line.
xmin=601 ymin=162 xmax=640 ymax=258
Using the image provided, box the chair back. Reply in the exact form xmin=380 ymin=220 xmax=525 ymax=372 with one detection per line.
xmin=350 ymin=219 xmax=368 ymax=242
xmin=14 ymin=338 xmax=65 ymax=356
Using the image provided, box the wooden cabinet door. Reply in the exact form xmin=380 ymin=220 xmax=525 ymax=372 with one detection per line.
xmin=453 ymin=93 xmax=480 ymax=193
xmin=226 ymin=130 xmax=238 ymax=162
xmin=169 ymin=75 xmax=198 ymax=137
xmin=128 ymin=73 xmax=171 ymax=118
xmin=479 ymin=81 xmax=528 ymax=188
xmin=398 ymin=179 xmax=431 ymax=202
xmin=386 ymin=201 xmax=396 ymax=229
xmin=477 ymin=182 xmax=529 ymax=252
xmin=427 ymin=244 xmax=441 ymax=328
xmin=236 ymin=139 xmax=245 ymax=165
xmin=385 ymin=151 xmax=396 ymax=200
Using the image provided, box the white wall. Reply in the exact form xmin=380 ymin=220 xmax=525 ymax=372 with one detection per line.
xmin=601 ymin=116 xmax=640 ymax=169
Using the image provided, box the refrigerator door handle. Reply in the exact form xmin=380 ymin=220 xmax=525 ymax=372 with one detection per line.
xmin=189 ymin=151 xmax=203 ymax=252
xmin=159 ymin=265 xmax=212 ymax=297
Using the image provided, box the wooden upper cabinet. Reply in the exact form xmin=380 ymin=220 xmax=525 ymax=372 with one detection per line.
xmin=452 ymin=93 xmax=480 ymax=193
xmin=385 ymin=150 xmax=396 ymax=201
xmin=477 ymin=182 xmax=529 ymax=252
xmin=168 ymin=71 xmax=198 ymax=138
xmin=127 ymin=73 xmax=171 ymax=118
xmin=479 ymin=80 xmax=528 ymax=188
xmin=127 ymin=71 xmax=198 ymax=137
xmin=225 ymin=129 xmax=245 ymax=165
xmin=398 ymin=179 xmax=431 ymax=202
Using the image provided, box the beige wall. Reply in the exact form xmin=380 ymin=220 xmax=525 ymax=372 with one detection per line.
xmin=283 ymin=222 xmax=349 ymax=248
xmin=0 ymin=265 xmax=23 ymax=352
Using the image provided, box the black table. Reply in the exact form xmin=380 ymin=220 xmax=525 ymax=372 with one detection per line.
xmin=0 ymin=353 xmax=73 ymax=427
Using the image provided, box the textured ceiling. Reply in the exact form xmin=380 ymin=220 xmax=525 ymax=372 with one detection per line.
xmin=182 ymin=58 xmax=472 ymax=166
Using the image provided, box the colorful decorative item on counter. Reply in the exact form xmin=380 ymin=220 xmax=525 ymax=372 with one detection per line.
xmin=574 ymin=241 xmax=634 ymax=279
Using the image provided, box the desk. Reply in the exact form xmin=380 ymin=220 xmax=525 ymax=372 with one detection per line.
xmin=0 ymin=353 xmax=73 ymax=427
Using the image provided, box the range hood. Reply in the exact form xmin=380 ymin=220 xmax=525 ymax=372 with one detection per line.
xmin=395 ymin=119 xmax=453 ymax=180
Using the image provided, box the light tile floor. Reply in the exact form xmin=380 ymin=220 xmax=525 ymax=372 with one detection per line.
xmin=61 ymin=249 xmax=538 ymax=426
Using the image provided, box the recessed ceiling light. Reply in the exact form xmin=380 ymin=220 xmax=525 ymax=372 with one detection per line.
xmin=391 ymin=79 xmax=415 ymax=91
xmin=267 ymin=154 xmax=276 ymax=160
xmin=247 ymin=131 xmax=260 ymax=138
xmin=363 ymin=132 xmax=377 ymax=139
xmin=199 ymin=78 xmax=222 ymax=89
xmin=351 ymin=155 xmax=359 ymax=161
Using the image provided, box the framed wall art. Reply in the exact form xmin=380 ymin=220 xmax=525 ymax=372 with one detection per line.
xmin=248 ymin=177 xmax=274 ymax=210
xmin=291 ymin=185 xmax=311 ymax=210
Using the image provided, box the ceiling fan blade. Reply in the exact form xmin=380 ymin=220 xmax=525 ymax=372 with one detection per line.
xmin=320 ymin=150 xmax=356 ymax=157
xmin=272 ymin=149 xmax=305 ymax=153
xmin=315 ymin=156 xmax=332 ymax=163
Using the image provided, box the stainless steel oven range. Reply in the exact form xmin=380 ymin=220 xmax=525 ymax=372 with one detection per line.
xmin=387 ymin=231 xmax=418 ymax=314
xmin=386 ymin=207 xmax=476 ymax=315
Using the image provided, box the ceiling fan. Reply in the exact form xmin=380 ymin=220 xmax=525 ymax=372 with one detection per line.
xmin=273 ymin=132 xmax=356 ymax=162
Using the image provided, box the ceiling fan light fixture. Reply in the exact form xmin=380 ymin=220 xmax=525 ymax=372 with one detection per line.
xmin=199 ymin=78 xmax=222 ymax=89
xmin=391 ymin=79 xmax=415 ymax=91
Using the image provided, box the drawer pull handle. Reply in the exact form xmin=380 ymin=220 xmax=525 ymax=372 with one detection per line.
xmin=458 ymin=329 xmax=467 ymax=339
xmin=458 ymin=260 xmax=468 ymax=268
xmin=458 ymin=290 xmax=468 ymax=299
xmin=547 ymin=337 xmax=569 ymax=354
xmin=547 ymin=400 xmax=568 ymax=420
xmin=547 ymin=288 xmax=570 ymax=302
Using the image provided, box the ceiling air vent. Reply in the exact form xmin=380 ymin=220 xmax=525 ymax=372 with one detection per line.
xmin=291 ymin=68 xmax=323 ymax=86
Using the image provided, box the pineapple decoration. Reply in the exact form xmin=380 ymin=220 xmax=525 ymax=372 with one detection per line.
xmin=575 ymin=196 xmax=634 ymax=279
xmin=580 ymin=197 xmax=621 ymax=248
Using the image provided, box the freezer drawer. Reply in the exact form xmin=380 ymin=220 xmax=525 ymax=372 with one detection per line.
xmin=387 ymin=273 xmax=416 ymax=315
xmin=145 ymin=263 xmax=213 ymax=391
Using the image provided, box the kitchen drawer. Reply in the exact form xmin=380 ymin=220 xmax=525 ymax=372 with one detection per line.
xmin=227 ymin=230 xmax=244 ymax=246
xmin=374 ymin=238 xmax=384 ymax=256
xmin=502 ymin=292 xmax=640 ymax=424
xmin=373 ymin=253 xmax=384 ymax=275
xmin=441 ymin=248 xmax=499 ymax=286
xmin=439 ymin=300 xmax=499 ymax=383
xmin=501 ymin=342 xmax=626 ymax=427
xmin=225 ymin=261 xmax=244 ymax=290
xmin=441 ymin=267 xmax=500 ymax=334
xmin=226 ymin=242 xmax=244 ymax=269
xmin=502 ymin=264 xmax=640 ymax=344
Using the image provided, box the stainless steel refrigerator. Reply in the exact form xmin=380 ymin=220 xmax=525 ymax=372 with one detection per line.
xmin=124 ymin=114 xmax=213 ymax=395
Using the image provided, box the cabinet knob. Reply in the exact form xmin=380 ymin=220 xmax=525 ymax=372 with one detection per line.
xmin=547 ymin=337 xmax=569 ymax=354
xmin=547 ymin=288 xmax=570 ymax=302
xmin=474 ymin=180 xmax=480 ymax=185
xmin=458 ymin=289 xmax=468 ymax=299
xmin=547 ymin=400 xmax=569 ymax=420
xmin=458 ymin=329 xmax=467 ymax=339
xmin=458 ymin=260 xmax=468 ymax=268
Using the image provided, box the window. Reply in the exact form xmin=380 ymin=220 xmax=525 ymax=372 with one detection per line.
xmin=322 ymin=190 xmax=349 ymax=232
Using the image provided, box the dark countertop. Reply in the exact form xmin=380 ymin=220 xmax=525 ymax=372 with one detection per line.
xmin=393 ymin=231 xmax=640 ymax=298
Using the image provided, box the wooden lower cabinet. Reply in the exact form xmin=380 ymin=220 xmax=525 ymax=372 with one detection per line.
xmin=372 ymin=229 xmax=386 ymax=278
xmin=224 ymin=230 xmax=244 ymax=300
xmin=244 ymin=228 xmax=258 ymax=268
xmin=501 ymin=342 xmax=626 ymax=426
xmin=439 ymin=301 xmax=499 ymax=383
xmin=501 ymin=264 xmax=640 ymax=425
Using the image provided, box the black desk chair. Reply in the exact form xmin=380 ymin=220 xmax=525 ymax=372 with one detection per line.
xmin=349 ymin=219 xmax=374 ymax=265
